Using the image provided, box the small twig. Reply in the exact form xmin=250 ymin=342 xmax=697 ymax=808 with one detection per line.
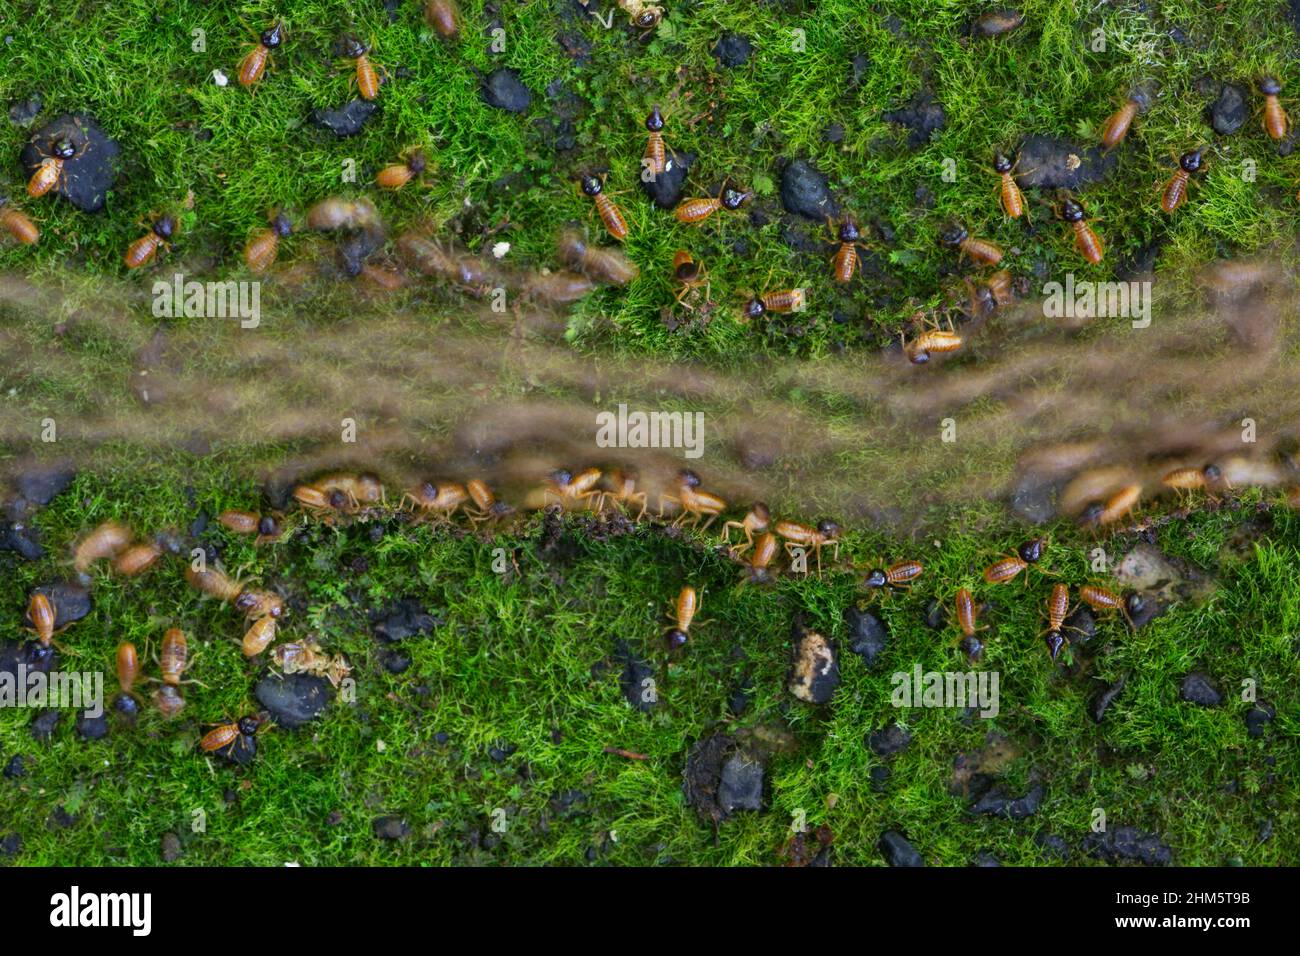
xmin=604 ymin=746 xmax=649 ymax=760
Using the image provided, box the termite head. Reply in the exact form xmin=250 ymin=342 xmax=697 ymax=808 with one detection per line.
xmin=673 ymin=250 xmax=700 ymax=281
xmin=50 ymin=137 xmax=76 ymax=160
xmin=720 ymin=186 xmax=752 ymax=210
xmin=237 ymin=714 xmax=263 ymax=736
xmin=1202 ymin=462 xmax=1223 ymax=482
xmin=938 ymin=222 xmax=968 ymax=247
xmin=677 ymin=469 xmax=701 ymax=489
xmin=270 ymin=211 xmax=294 ymax=237
xmin=580 ymin=175 xmax=604 ymax=196
xmin=645 ymin=105 xmax=664 ymax=132
xmin=1258 ymin=76 xmax=1282 ymax=96
xmin=665 ymin=628 xmax=688 ymax=650
xmin=1043 ymin=630 xmax=1066 ymax=660
xmin=863 ymin=568 xmax=888 ymax=588
xmin=742 ymin=296 xmax=766 ymax=321
xmin=1125 ymin=591 xmax=1146 ymax=619
xmin=340 ymin=34 xmax=368 ymax=58
xmin=837 ymin=218 xmax=861 ymax=243
xmin=262 ymin=21 xmax=285 ymax=48
xmin=752 ymin=502 xmax=771 ymax=523
xmin=1058 ymin=198 xmax=1086 ymax=223
xmin=153 ymin=215 xmax=177 ymax=240
xmin=634 ymin=9 xmax=662 ymax=28
xmin=405 ymin=149 xmax=427 ymax=174
xmin=550 ymin=469 xmax=573 ymax=487
xmin=1018 ymin=536 xmax=1047 ymax=564
xmin=816 ymin=519 xmax=841 ymax=539
xmin=992 ymin=152 xmax=1013 ymax=174
xmin=258 ymin=515 xmax=280 ymax=536
xmin=1179 ymin=148 xmax=1204 ymax=173
xmin=1078 ymin=500 xmax=1105 ymax=526
xmin=27 ymin=643 xmax=54 ymax=668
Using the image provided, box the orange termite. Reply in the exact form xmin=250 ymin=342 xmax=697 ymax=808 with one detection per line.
xmin=1161 ymin=149 xmax=1203 ymax=215
xmin=0 ymin=196 xmax=39 ymax=245
xmin=1100 ymin=92 xmax=1147 ymax=150
xmin=1259 ymin=77 xmax=1290 ymax=141
xmin=993 ymin=152 xmax=1025 ymax=219
xmin=1059 ymin=198 xmax=1103 ymax=265
xmin=983 ymin=555 xmax=1028 ymax=585
xmin=863 ymin=559 xmax=923 ymax=589
xmin=721 ymin=502 xmax=771 ymax=555
xmin=242 ymin=616 xmax=277 ymax=656
xmin=1078 ymin=584 xmax=1134 ymax=630
xmin=580 ymin=175 xmax=628 ymax=241
xmin=239 ymin=20 xmax=284 ymax=87
xmin=671 ymin=250 xmax=710 ymax=308
xmin=741 ymin=287 xmax=806 ymax=321
xmin=939 ymin=222 xmax=1002 ymax=265
xmin=643 ymin=105 xmax=668 ymax=178
xmin=27 ymin=138 xmax=76 ymax=199
xmin=596 ymin=469 xmax=649 ymax=520
xmin=158 ymin=628 xmax=192 ymax=685
xmin=425 ymin=0 xmax=461 ymax=38
xmin=113 ymin=541 xmax=163 ymax=577
xmin=186 ymin=564 xmax=246 ymax=603
xmin=341 ymin=36 xmax=382 ymax=101
xmin=674 ymin=180 xmax=753 ymax=225
xmin=377 ymin=149 xmax=426 ymax=190
xmin=401 ymin=481 xmax=469 ymax=522
xmin=659 ymin=470 xmax=727 ymax=530
xmin=827 ymin=217 xmax=867 ymax=283
xmin=26 ymin=593 xmax=57 ymax=646
xmin=775 ymin=520 xmax=842 ymax=576
xmin=1093 ymin=483 xmax=1141 ymax=525
xmin=116 ymin=641 xmax=139 ymax=697
xmin=465 ymin=478 xmax=514 ymax=526
xmin=544 ymin=468 xmax=603 ymax=510
xmin=954 ymin=588 xmax=980 ymax=637
xmin=73 ymin=520 xmax=133 ymax=573
xmin=740 ymin=531 xmax=780 ymax=584
xmin=902 ymin=314 xmax=963 ymax=365
xmin=244 ymin=211 xmax=293 ymax=273
xmin=124 ymin=214 xmax=178 ymax=270
xmin=200 ymin=715 xmax=263 ymax=756
xmin=664 ymin=585 xmax=700 ymax=649
xmin=235 ymin=589 xmax=284 ymax=621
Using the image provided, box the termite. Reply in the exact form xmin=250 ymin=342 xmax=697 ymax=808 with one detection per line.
xmin=425 ymin=0 xmax=461 ymax=38
xmin=400 ymin=481 xmax=469 ymax=522
xmin=465 ymin=478 xmax=515 ymax=527
xmin=239 ymin=20 xmax=284 ymax=87
xmin=341 ymin=35 xmax=383 ymax=101
xmin=1079 ymin=585 xmax=1134 ymax=629
xmin=0 ymin=195 xmax=39 ymax=245
xmin=642 ymin=105 xmax=669 ymax=178
xmin=113 ymin=540 xmax=164 ymax=577
xmin=863 ymin=559 xmax=923 ymax=589
xmin=242 ymin=616 xmax=277 ymax=656
xmin=199 ymin=715 xmax=264 ymax=758
xmin=671 ymin=250 xmax=710 ymax=309
xmin=674 ymin=180 xmax=752 ymax=225
xmin=186 ymin=564 xmax=246 ymax=604
xmin=901 ymin=312 xmax=962 ymax=365
xmin=1041 ymin=583 xmax=1071 ymax=660
xmin=1100 ymin=90 xmax=1150 ymax=150
xmin=73 ymin=520 xmax=132 ymax=573
xmin=244 ymin=211 xmax=293 ymax=273
xmin=235 ymin=589 xmax=284 ymax=622
xmin=27 ymin=138 xmax=76 ymax=199
xmin=659 ymin=469 xmax=726 ymax=529
xmin=992 ymin=152 xmax=1026 ymax=219
xmin=664 ymin=585 xmax=701 ymax=649
xmin=1160 ymin=148 xmax=1203 ymax=215
xmin=543 ymin=468 xmax=603 ymax=510
xmin=776 ymin=519 xmax=842 ymax=576
xmin=25 ymin=592 xmax=60 ymax=648
xmin=1161 ymin=464 xmax=1226 ymax=502
xmin=739 ymin=531 xmax=779 ymax=584
xmin=827 ymin=217 xmax=868 ymax=283
xmin=377 ymin=148 xmax=427 ymax=190
xmin=983 ymin=555 xmax=1028 ymax=584
xmin=596 ymin=469 xmax=649 ymax=520
xmin=741 ymin=286 xmax=806 ymax=321
xmin=124 ymin=214 xmax=178 ymax=270
xmin=1091 ymin=483 xmax=1141 ymax=526
xmin=580 ymin=174 xmax=629 ymax=241
xmin=721 ymin=502 xmax=771 ymax=556
xmin=1259 ymin=77 xmax=1290 ymax=141
xmin=939 ymin=221 xmax=1003 ymax=265
xmin=306 ymin=196 xmax=379 ymax=232
xmin=953 ymin=587 xmax=989 ymax=658
xmin=1058 ymin=197 xmax=1103 ymax=265
xmin=558 ymin=229 xmax=640 ymax=285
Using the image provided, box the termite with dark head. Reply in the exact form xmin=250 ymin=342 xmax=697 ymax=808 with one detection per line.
xmin=664 ymin=585 xmax=701 ymax=649
xmin=340 ymin=35 xmax=383 ymax=101
xmin=741 ymin=286 xmax=806 ymax=322
xmin=125 ymin=213 xmax=178 ymax=270
xmin=659 ymin=469 xmax=727 ymax=530
xmin=722 ymin=502 xmax=770 ymax=556
xmin=239 ymin=20 xmax=285 ymax=87
xmin=671 ymin=250 xmax=710 ymax=309
xmin=1058 ymin=197 xmax=1103 ymax=265
xmin=938 ymin=221 xmax=1003 ymax=265
xmin=738 ymin=531 xmax=779 ymax=585
xmin=27 ymin=137 xmax=77 ymax=199
xmin=827 ymin=217 xmax=868 ymax=283
xmin=1160 ymin=148 xmax=1203 ymax=215
xmin=775 ymin=519 xmax=842 ymax=576
xmin=675 ymin=180 xmax=752 ymax=225
xmin=377 ymin=148 xmax=427 ymax=190
xmin=643 ymin=105 xmax=670 ymax=178
xmin=244 ymin=210 xmax=293 ymax=273
xmin=862 ymin=559 xmax=923 ymax=590
xmin=580 ymin=174 xmax=629 ymax=242
xmin=992 ymin=152 xmax=1026 ymax=219
xmin=1259 ymin=77 xmax=1290 ymax=141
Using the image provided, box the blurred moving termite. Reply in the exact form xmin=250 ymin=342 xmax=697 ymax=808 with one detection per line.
xmin=244 ymin=211 xmax=293 ymax=273
xmin=73 ymin=520 xmax=132 ymax=573
xmin=558 ymin=229 xmax=640 ymax=285
xmin=721 ymin=502 xmax=770 ymax=556
xmin=425 ymin=0 xmax=461 ymax=38
xmin=1100 ymin=88 xmax=1151 ymax=150
xmin=659 ymin=470 xmax=726 ymax=529
xmin=0 ymin=195 xmax=39 ymax=245
xmin=596 ymin=469 xmax=649 ymax=520
xmin=777 ymin=519 xmax=842 ymax=576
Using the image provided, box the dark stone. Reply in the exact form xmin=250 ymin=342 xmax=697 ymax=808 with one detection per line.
xmin=372 ymin=598 xmax=439 ymax=642
xmin=845 ymin=606 xmax=888 ymax=667
xmin=970 ymin=781 xmax=1044 ymax=819
xmin=878 ymin=829 xmax=925 ymax=866
xmin=1089 ymin=675 xmax=1126 ymax=723
xmin=8 ymin=94 xmax=41 ymax=126
xmin=869 ymin=765 xmax=891 ymax=792
xmin=0 ymin=833 xmax=20 ymax=858
xmin=616 ymin=642 xmax=656 ymax=712
xmin=75 ymin=711 xmax=109 ymax=741
xmin=1009 ymin=473 xmax=1057 ymax=524
xmin=114 ymin=693 xmax=139 ymax=720
xmin=15 ymin=465 xmax=75 ymax=506
xmin=973 ymin=851 xmax=1002 ymax=866
xmin=26 ymin=581 xmax=92 ymax=629
xmin=779 ymin=159 xmax=839 ymax=221
xmin=50 ymin=805 xmax=77 ymax=829
xmin=717 ymin=752 xmax=764 ymax=813
xmin=1083 ymin=826 xmax=1172 ymax=866
xmin=19 ymin=113 xmax=120 ymax=212
xmin=0 ymin=520 xmax=43 ymax=560
xmin=557 ymin=31 xmax=591 ymax=64
xmin=309 ymin=99 xmax=378 ymax=137
xmin=549 ymin=789 xmax=587 ymax=818
xmin=161 ymin=832 xmax=183 ymax=862
xmin=923 ymin=599 xmax=945 ymax=630
xmin=488 ymin=742 xmax=517 ymax=762
xmin=1036 ymin=831 xmax=1070 ymax=860
xmin=821 ymin=122 xmax=844 ymax=143
xmin=1246 ymin=701 xmax=1275 ymax=738
xmin=867 ymin=722 xmax=912 ymax=758
xmin=882 ymin=91 xmax=946 ymax=147
xmin=1207 ymin=83 xmax=1248 ymax=136
xmin=255 ymin=672 xmax=333 ymax=728
xmin=1180 ymin=672 xmax=1221 ymax=707
xmin=712 ymin=33 xmax=753 ymax=68
xmin=1126 ymin=592 xmax=1165 ymax=629
xmin=433 ymin=731 xmax=449 ymax=745
xmin=481 ymin=68 xmax=532 ymax=112
xmin=728 ymin=674 xmax=753 ymax=716
xmin=1064 ymin=606 xmax=1097 ymax=649
xmin=3 ymin=755 xmax=24 ymax=779
xmin=850 ymin=53 xmax=870 ymax=87
xmin=30 ymin=709 xmax=60 ymax=741
xmin=380 ymin=648 xmax=411 ymax=674
xmin=683 ymin=733 xmax=732 ymax=825
xmin=1016 ymin=134 xmax=1117 ymax=190
xmin=640 ymin=149 xmax=695 ymax=209
xmin=372 ymin=816 xmax=410 ymax=840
